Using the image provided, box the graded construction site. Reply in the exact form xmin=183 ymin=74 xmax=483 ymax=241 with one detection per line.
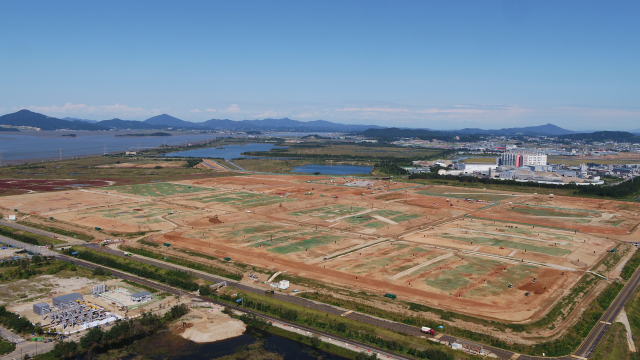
xmin=1 ymin=174 xmax=638 ymax=323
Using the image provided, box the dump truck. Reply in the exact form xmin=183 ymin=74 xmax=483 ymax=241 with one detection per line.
xmin=421 ymin=327 xmax=435 ymax=335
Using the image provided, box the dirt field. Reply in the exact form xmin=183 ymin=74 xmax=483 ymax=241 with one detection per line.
xmin=471 ymin=194 xmax=640 ymax=235
xmin=3 ymin=174 xmax=635 ymax=323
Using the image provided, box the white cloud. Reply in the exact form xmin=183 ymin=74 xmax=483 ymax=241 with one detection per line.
xmin=205 ymin=108 xmax=217 ymax=112
xmin=251 ymin=109 xmax=281 ymax=118
xmin=23 ymin=102 xmax=163 ymax=118
xmin=189 ymin=109 xmax=202 ymax=113
xmin=222 ymin=104 xmax=241 ymax=113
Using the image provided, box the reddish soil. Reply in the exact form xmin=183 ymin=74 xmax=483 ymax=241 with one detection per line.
xmin=154 ymin=231 xmax=551 ymax=321
xmin=0 ymin=179 xmax=115 ymax=195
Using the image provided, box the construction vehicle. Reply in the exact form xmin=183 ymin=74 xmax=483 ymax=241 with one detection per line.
xmin=499 ymin=246 xmax=505 ymax=249
xmin=124 ymin=252 xmax=132 ymax=257
xmin=421 ymin=327 xmax=435 ymax=335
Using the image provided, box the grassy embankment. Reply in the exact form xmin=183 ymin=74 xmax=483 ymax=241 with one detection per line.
xmin=0 ymin=225 xmax=65 ymax=246
xmin=16 ymin=220 xmax=94 ymax=241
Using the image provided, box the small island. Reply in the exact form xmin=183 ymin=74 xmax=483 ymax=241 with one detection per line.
xmin=115 ymin=132 xmax=172 ymax=137
xmin=61 ymin=134 xmax=77 ymax=137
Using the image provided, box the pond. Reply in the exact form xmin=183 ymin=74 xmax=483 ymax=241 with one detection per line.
xmin=122 ymin=327 xmax=346 ymax=360
xmin=163 ymin=143 xmax=286 ymax=160
xmin=293 ymin=164 xmax=372 ymax=175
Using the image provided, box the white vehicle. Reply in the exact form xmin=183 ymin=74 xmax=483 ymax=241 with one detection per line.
xmin=421 ymin=326 xmax=435 ymax=335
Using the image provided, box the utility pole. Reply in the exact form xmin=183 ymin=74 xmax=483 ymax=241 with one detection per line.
xmin=59 ymin=148 xmax=62 ymax=161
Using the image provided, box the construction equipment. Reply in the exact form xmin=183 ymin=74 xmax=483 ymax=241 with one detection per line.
xmin=384 ymin=293 xmax=397 ymax=300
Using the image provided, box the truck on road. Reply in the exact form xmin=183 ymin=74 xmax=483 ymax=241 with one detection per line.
xmin=421 ymin=327 xmax=435 ymax=335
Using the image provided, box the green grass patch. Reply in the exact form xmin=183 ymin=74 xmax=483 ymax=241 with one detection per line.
xmin=121 ymin=245 xmax=243 ymax=281
xmin=589 ymin=322 xmax=630 ymax=360
xmin=104 ymin=182 xmax=211 ymax=197
xmin=622 ymin=247 xmax=640 ymax=280
xmin=268 ymin=234 xmax=342 ymax=254
xmin=17 ymin=221 xmax=94 ymax=241
xmin=510 ymin=206 xmax=595 ymax=218
xmin=0 ymin=225 xmax=65 ymax=246
xmin=441 ymin=234 xmax=572 ymax=256
xmin=0 ymin=339 xmax=15 ymax=355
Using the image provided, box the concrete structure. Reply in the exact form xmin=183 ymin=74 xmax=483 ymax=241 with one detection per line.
xmin=454 ymin=163 xmax=498 ymax=173
xmin=130 ymin=291 xmax=152 ymax=303
xmin=271 ymin=280 xmax=290 ymax=290
xmin=404 ymin=167 xmax=430 ymax=174
xmin=500 ymin=150 xmax=547 ymax=167
xmin=52 ymin=293 xmax=84 ymax=307
xmin=92 ymin=282 xmax=106 ymax=298
xmin=33 ymin=302 xmax=50 ymax=315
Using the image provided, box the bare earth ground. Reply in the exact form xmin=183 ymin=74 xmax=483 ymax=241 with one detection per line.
xmin=171 ymin=306 xmax=246 ymax=343
xmin=1 ymin=174 xmax=638 ymax=325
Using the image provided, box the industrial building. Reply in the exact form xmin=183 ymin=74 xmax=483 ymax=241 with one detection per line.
xmin=500 ymin=151 xmax=547 ymax=167
xmin=454 ymin=163 xmax=498 ymax=173
xmin=33 ymin=302 xmax=50 ymax=315
xmin=131 ymin=291 xmax=152 ymax=303
xmin=52 ymin=293 xmax=84 ymax=307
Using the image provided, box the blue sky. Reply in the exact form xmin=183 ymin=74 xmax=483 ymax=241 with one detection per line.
xmin=0 ymin=1 xmax=639 ymax=130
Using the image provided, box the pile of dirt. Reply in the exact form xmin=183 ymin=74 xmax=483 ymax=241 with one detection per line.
xmin=208 ymin=217 xmax=222 ymax=224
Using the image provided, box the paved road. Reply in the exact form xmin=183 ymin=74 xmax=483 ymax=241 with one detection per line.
xmin=0 ymin=220 xmax=80 ymax=245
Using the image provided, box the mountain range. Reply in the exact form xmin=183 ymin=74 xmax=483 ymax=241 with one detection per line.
xmin=1 ymin=110 xmax=383 ymax=132
xmin=2 ymin=109 xmax=637 ymax=138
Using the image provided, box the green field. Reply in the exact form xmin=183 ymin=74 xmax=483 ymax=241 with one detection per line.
xmin=104 ymin=182 xmax=211 ymax=197
xmin=441 ymin=234 xmax=572 ymax=256
xmin=510 ymin=206 xmax=599 ymax=218
xmin=338 ymin=246 xmax=437 ymax=274
xmin=268 ymin=233 xmax=343 ymax=254
xmin=190 ymin=191 xmax=295 ymax=208
xmin=88 ymin=203 xmax=173 ymax=225
xmin=413 ymin=255 xmax=537 ymax=296
xmin=342 ymin=209 xmax=420 ymax=228
xmin=417 ymin=189 xmax=513 ymax=202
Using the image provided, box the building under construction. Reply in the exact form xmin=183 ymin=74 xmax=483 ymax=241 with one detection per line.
xmin=40 ymin=292 xmax=111 ymax=329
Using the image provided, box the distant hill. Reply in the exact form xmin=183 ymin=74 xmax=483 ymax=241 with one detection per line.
xmin=456 ymin=123 xmax=575 ymax=136
xmin=200 ymin=117 xmax=383 ymax=132
xmin=557 ymin=131 xmax=640 ymax=143
xmin=144 ymin=114 xmax=199 ymax=128
xmin=0 ymin=110 xmax=107 ymax=130
xmin=0 ymin=127 xmax=20 ymax=132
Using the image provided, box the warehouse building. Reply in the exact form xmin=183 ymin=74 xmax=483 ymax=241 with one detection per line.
xmin=52 ymin=293 xmax=83 ymax=307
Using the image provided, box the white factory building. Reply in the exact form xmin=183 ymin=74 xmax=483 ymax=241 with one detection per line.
xmin=499 ymin=151 xmax=547 ymax=167
xmin=454 ymin=163 xmax=498 ymax=173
